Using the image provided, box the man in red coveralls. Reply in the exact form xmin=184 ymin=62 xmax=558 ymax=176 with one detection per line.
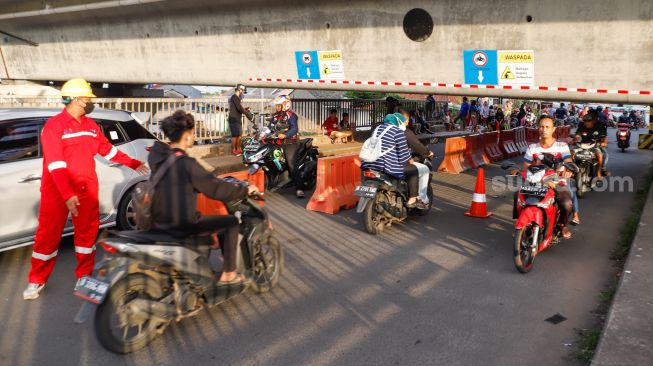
xmin=23 ymin=78 xmax=149 ymax=300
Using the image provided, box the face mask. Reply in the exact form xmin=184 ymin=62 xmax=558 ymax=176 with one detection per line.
xmin=82 ymin=100 xmax=95 ymax=115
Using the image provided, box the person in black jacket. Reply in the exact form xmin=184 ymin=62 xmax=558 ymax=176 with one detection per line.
xmin=229 ymin=84 xmax=254 ymax=156
xmin=150 ymin=110 xmax=257 ymax=285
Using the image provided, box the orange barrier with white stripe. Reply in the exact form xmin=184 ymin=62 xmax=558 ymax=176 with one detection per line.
xmin=500 ymin=129 xmax=521 ymax=158
xmin=483 ymin=131 xmax=504 ymax=163
xmin=514 ymin=127 xmax=529 ymax=154
xmin=306 ymin=154 xmax=361 ymax=214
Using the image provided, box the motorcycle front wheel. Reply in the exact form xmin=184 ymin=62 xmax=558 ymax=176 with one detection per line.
xmin=249 ymin=235 xmax=283 ymax=293
xmin=575 ymin=170 xmax=586 ymax=198
xmin=513 ymin=226 xmax=537 ymax=273
xmin=95 ymin=274 xmax=166 ymax=354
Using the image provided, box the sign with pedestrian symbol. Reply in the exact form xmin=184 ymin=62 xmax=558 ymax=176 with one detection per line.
xmin=497 ymin=50 xmax=534 ymax=86
xmin=501 ymin=66 xmax=515 ymax=80
xmin=318 ymin=50 xmax=345 ymax=79
xmin=295 ymin=50 xmax=345 ymax=80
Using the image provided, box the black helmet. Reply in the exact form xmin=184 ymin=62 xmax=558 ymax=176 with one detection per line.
xmin=235 ymin=84 xmax=247 ymax=93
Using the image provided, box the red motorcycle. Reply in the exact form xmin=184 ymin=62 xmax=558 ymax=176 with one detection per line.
xmin=616 ymin=123 xmax=631 ymax=152
xmin=503 ymin=155 xmax=579 ymax=273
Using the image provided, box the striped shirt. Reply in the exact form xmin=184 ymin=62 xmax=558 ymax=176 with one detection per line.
xmin=361 ymin=123 xmax=411 ymax=178
xmin=524 ymin=141 xmax=571 ymax=162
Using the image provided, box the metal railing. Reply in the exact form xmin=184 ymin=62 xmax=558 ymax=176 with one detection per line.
xmin=0 ymin=96 xmax=448 ymax=140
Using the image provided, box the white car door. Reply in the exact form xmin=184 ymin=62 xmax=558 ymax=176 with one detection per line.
xmin=94 ymin=120 xmax=136 ymax=222
xmin=0 ymin=118 xmax=45 ymax=246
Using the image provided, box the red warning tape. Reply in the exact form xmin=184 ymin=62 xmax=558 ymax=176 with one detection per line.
xmin=249 ymin=77 xmax=652 ymax=96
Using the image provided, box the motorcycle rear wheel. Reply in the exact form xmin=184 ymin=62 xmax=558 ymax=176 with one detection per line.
xmin=363 ymin=197 xmax=384 ymax=235
xmin=513 ymin=226 xmax=537 ymax=273
xmin=95 ymin=274 xmax=165 ymax=354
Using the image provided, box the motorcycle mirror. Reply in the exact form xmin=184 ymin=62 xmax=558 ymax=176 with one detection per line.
xmin=501 ymin=161 xmax=515 ymax=170
xmin=564 ymin=162 xmax=580 ymax=174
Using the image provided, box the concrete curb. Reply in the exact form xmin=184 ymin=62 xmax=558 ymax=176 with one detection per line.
xmin=592 ymin=179 xmax=653 ymax=366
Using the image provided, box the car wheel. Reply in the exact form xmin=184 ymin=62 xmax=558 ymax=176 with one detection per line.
xmin=116 ymin=187 xmax=137 ymax=230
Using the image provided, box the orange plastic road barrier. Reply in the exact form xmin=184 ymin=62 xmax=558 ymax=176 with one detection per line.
xmin=197 ymin=169 xmax=265 ymax=216
xmin=514 ymin=127 xmax=529 ymax=154
xmin=465 ymin=134 xmax=489 ymax=169
xmin=307 ymin=154 xmax=361 ymax=214
xmin=500 ymin=129 xmax=520 ymax=158
xmin=526 ymin=128 xmax=539 ymax=144
xmin=438 ymin=136 xmax=472 ymax=173
xmin=483 ymin=131 xmax=504 ymax=162
xmin=464 ymin=167 xmax=493 ymax=218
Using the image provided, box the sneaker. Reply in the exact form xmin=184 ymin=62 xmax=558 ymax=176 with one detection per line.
xmin=23 ymin=283 xmax=45 ymax=300
xmin=296 ymin=190 xmax=305 ymax=198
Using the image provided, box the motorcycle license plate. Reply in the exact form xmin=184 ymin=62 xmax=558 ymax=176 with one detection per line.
xmin=74 ymin=276 xmax=109 ymax=304
xmin=354 ymin=185 xmax=377 ymax=198
xmin=520 ymin=185 xmax=548 ymax=196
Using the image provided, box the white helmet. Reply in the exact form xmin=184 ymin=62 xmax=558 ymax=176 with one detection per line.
xmin=272 ymin=95 xmax=291 ymax=111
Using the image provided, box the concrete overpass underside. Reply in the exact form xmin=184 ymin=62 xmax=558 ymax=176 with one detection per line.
xmin=0 ymin=0 xmax=652 ymax=103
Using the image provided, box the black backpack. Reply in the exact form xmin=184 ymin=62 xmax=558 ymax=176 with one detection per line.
xmin=131 ymin=153 xmax=179 ymax=231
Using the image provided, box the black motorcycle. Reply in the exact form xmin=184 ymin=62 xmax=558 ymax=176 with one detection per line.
xmin=74 ymin=181 xmax=282 ymax=354
xmin=241 ymin=125 xmax=318 ymax=192
xmin=572 ymin=140 xmax=600 ymax=198
xmin=355 ymin=157 xmax=434 ymax=234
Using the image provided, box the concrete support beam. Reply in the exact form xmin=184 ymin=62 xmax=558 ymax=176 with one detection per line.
xmin=0 ymin=0 xmax=651 ymax=103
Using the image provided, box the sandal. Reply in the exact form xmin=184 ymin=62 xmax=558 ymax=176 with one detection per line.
xmin=217 ymin=273 xmax=251 ymax=287
xmin=561 ymin=226 xmax=572 ymax=239
xmin=571 ymin=216 xmax=580 ymax=226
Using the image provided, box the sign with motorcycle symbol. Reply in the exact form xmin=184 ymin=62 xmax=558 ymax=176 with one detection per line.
xmin=295 ymin=50 xmax=345 ymax=80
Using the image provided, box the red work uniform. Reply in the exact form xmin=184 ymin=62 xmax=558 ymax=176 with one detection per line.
xmin=28 ymin=109 xmax=141 ymax=284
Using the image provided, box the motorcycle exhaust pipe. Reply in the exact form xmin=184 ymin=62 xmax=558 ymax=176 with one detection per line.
xmin=126 ymin=299 xmax=177 ymax=323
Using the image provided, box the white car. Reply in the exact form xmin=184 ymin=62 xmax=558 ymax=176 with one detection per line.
xmin=0 ymin=108 xmax=157 ymax=252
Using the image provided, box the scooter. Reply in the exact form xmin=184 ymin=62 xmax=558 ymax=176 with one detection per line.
xmin=73 ymin=182 xmax=282 ymax=354
xmin=616 ymin=123 xmax=631 ymax=152
xmin=355 ymin=157 xmax=433 ymax=235
xmin=502 ymin=156 xmax=579 ymax=273
xmin=241 ymin=124 xmax=318 ymax=192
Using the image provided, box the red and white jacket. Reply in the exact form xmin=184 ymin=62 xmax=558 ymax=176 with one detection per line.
xmin=41 ymin=109 xmax=141 ymax=201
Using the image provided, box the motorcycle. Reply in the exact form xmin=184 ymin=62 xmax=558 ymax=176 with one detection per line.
xmin=616 ymin=123 xmax=631 ymax=152
xmin=241 ymin=123 xmax=318 ymax=192
xmin=502 ymin=156 xmax=579 ymax=273
xmin=73 ymin=182 xmax=282 ymax=354
xmin=572 ymin=139 xmax=600 ymax=198
xmin=355 ymin=157 xmax=434 ymax=235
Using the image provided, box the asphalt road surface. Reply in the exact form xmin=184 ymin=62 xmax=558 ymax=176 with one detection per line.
xmin=0 ymin=130 xmax=651 ymax=366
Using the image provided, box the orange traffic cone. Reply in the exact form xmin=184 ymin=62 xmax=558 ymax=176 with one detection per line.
xmin=464 ymin=167 xmax=493 ymax=218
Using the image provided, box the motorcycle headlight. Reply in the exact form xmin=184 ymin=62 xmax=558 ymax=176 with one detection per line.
xmin=619 ymin=132 xmax=628 ymax=136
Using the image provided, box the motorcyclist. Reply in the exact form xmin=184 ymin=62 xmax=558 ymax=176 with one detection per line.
xmin=268 ymin=95 xmax=306 ymax=198
xmin=574 ymin=111 xmax=609 ymax=179
xmin=514 ymin=115 xmax=580 ymax=238
xmin=555 ymin=103 xmax=569 ymax=124
xmin=361 ymin=113 xmax=424 ymax=209
xmin=150 ymin=110 xmax=258 ymax=285
xmin=400 ymin=109 xmax=433 ymax=205
xmin=618 ymin=111 xmax=631 ymax=125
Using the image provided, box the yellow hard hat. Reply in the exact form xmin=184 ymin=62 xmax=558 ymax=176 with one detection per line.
xmin=61 ymin=78 xmax=96 ymax=98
